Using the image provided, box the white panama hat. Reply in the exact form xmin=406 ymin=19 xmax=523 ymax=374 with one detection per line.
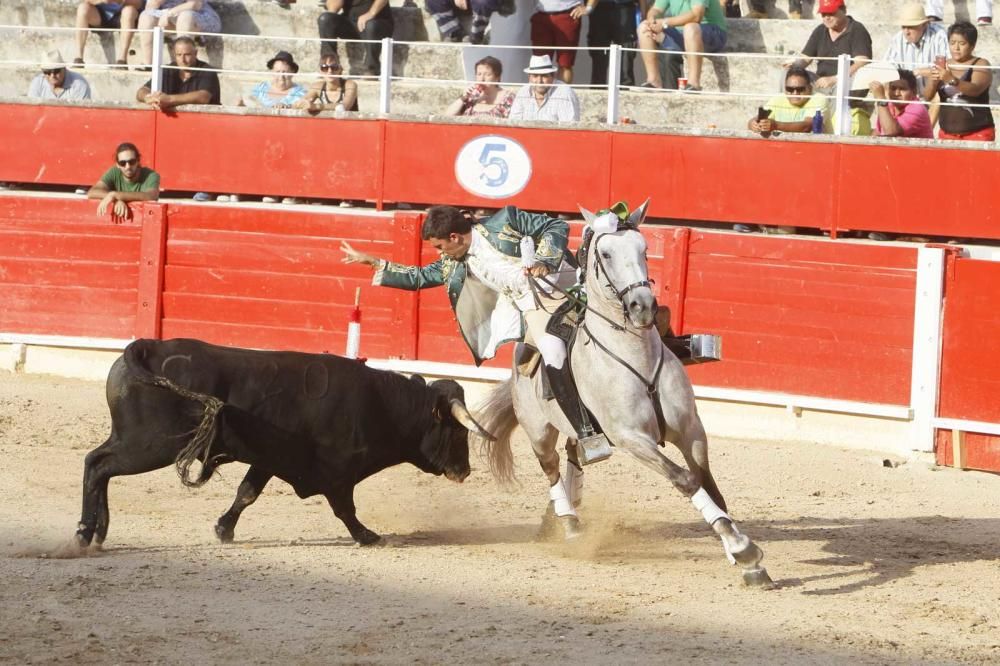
xmin=524 ymin=54 xmax=558 ymax=75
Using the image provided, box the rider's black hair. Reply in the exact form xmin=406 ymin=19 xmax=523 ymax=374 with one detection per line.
xmin=422 ymin=205 xmax=474 ymax=240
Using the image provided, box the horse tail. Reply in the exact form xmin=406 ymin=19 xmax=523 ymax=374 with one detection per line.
xmin=473 ymin=377 xmax=519 ymax=485
xmin=123 ymin=340 xmax=225 ymax=488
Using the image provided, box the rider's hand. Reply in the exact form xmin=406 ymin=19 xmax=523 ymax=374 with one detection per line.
xmin=525 ymin=264 xmax=551 ymax=278
xmin=340 ymin=240 xmax=381 ymax=268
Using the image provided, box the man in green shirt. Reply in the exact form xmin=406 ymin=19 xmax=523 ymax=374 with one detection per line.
xmin=87 ymin=142 xmax=160 ymax=221
xmin=637 ymin=0 xmax=727 ymax=91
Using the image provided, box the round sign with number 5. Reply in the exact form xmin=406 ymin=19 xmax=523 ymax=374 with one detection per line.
xmin=454 ymin=135 xmax=532 ymax=199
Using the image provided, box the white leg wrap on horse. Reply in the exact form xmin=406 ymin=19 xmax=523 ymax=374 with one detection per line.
xmin=564 ymin=460 xmax=584 ymax=507
xmin=549 ymin=476 xmax=578 ymax=517
xmin=537 ymin=334 xmax=567 ymax=370
xmin=691 ymin=487 xmax=730 ymax=526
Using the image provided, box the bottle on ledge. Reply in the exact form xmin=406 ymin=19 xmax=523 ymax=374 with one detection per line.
xmin=811 ymin=110 xmax=823 ymax=134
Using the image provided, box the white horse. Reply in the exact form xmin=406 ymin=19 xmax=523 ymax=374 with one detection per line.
xmin=475 ymin=201 xmax=773 ymax=587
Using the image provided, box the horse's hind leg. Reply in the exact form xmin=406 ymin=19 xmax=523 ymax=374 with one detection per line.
xmin=215 ymin=466 xmax=273 ymax=543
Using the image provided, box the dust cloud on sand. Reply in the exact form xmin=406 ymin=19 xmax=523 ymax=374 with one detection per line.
xmin=2 ymin=370 xmax=999 ymax=664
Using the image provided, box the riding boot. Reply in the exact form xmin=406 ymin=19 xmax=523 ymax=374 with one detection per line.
xmin=544 ymin=362 xmax=612 ymax=463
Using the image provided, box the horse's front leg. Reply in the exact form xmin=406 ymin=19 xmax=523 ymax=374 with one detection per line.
xmin=614 ymin=430 xmax=774 ymax=589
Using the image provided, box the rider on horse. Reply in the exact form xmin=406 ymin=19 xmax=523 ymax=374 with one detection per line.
xmin=340 ymin=204 xmax=610 ymax=452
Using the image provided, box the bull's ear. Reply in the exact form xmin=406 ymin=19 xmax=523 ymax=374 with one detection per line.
xmin=627 ymin=198 xmax=650 ymax=227
xmin=578 ymin=206 xmax=597 ymax=226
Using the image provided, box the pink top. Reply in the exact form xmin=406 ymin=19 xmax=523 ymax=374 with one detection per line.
xmin=875 ymin=101 xmax=933 ymax=139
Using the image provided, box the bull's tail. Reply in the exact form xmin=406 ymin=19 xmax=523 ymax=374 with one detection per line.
xmin=122 ymin=340 xmax=224 ymax=488
xmin=473 ymin=377 xmax=519 ymax=485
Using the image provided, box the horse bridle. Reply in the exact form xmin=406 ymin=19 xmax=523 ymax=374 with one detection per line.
xmin=589 ymin=228 xmax=656 ymax=330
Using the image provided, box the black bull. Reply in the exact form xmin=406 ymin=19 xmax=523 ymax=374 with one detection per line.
xmin=76 ymin=338 xmax=492 ymax=548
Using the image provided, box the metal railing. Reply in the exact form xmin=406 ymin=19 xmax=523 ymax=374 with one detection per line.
xmin=2 ymin=22 xmax=999 ymax=137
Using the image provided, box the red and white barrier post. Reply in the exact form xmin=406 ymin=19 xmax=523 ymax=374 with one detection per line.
xmin=345 ymin=287 xmax=362 ymax=359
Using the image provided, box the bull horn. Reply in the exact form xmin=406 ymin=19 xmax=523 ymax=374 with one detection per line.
xmin=450 ymin=400 xmax=496 ymax=441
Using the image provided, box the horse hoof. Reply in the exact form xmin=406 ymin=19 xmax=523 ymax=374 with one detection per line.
xmin=729 ymin=541 xmax=764 ymax=568
xmin=742 ymin=567 xmax=775 ymax=590
xmin=214 ymin=524 xmax=234 ymax=543
xmin=563 ymin=516 xmax=584 ymax=540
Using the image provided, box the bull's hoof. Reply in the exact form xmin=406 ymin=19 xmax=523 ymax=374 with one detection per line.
xmin=742 ymin=566 xmax=776 ymax=590
xmin=214 ymin=523 xmax=235 ymax=543
xmin=74 ymin=531 xmax=91 ymax=549
xmin=355 ymin=530 xmax=382 ymax=546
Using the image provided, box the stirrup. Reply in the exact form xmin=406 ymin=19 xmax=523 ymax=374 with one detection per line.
xmin=576 ymin=433 xmax=613 ymax=465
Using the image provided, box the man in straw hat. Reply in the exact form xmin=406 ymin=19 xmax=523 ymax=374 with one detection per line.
xmin=509 ymin=54 xmax=580 ymax=122
xmin=883 ymin=2 xmax=947 ymax=88
xmin=27 ymin=50 xmax=91 ymax=100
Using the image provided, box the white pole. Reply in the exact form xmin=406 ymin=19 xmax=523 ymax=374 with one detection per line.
xmin=151 ymin=26 xmax=164 ymax=93
xmin=378 ymin=37 xmax=393 ymax=115
xmin=606 ymin=44 xmax=621 ymax=125
xmin=908 ymin=246 xmax=947 ymax=453
xmin=833 ymin=53 xmax=850 ymax=136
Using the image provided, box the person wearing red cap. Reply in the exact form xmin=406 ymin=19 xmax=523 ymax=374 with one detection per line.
xmin=794 ymin=0 xmax=871 ymax=91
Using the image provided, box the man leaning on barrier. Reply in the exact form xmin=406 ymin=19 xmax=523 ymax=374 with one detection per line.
xmin=87 ymin=142 xmax=160 ymax=222
xmin=136 ymin=36 xmax=221 ymax=110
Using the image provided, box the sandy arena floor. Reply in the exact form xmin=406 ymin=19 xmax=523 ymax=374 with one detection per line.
xmin=1 ymin=370 xmax=998 ymax=664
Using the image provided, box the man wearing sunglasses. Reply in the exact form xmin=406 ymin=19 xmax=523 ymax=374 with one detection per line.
xmin=27 ymin=50 xmax=91 ymax=101
xmin=749 ymin=67 xmax=827 ymax=136
xmin=86 ymin=142 xmax=160 ymax=221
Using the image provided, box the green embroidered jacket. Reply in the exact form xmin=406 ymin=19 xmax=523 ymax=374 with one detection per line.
xmin=373 ymin=206 xmax=570 ymax=365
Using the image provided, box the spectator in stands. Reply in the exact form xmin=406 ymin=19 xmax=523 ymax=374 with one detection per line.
xmin=444 ymin=55 xmax=515 ymax=118
xmin=882 ymin=3 xmax=947 ymax=89
xmin=923 ymin=21 xmax=994 ymax=142
xmin=425 ymin=0 xmax=500 ymax=44
xmin=530 ymin=0 xmax=597 ymax=84
xmin=28 ymin=51 xmax=92 ymax=100
xmin=317 ymin=0 xmax=393 ymax=77
xmin=73 ymin=0 xmax=144 ymax=67
xmin=136 ymin=36 xmax=221 ymax=109
xmin=588 ymin=0 xmax=639 ymax=87
xmin=748 ymin=66 xmax=827 ymax=136
xmin=746 ymin=0 xmax=801 ymax=20
xmin=137 ymin=0 xmax=221 ymax=67
xmin=795 ymin=0 xmax=871 ymax=91
xmin=296 ymin=53 xmax=359 ymax=112
xmin=870 ymin=70 xmax=933 ymax=139
xmin=636 ymin=0 xmax=727 ymax=92
xmin=509 ymin=54 xmax=580 ymax=122
xmin=87 ymin=141 xmax=160 ymax=221
xmin=924 ymin=0 xmax=992 ymax=25
xmin=243 ymin=51 xmax=307 ymax=109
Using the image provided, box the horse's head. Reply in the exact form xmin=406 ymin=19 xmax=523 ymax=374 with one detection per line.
xmin=578 ymin=200 xmax=657 ymax=329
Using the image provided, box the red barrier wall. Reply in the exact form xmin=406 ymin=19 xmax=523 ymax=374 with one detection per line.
xmin=934 ymin=255 xmax=1000 ymax=472
xmin=0 ymin=197 xmax=142 ymax=338
xmin=3 ymin=103 xmax=1000 ymax=241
